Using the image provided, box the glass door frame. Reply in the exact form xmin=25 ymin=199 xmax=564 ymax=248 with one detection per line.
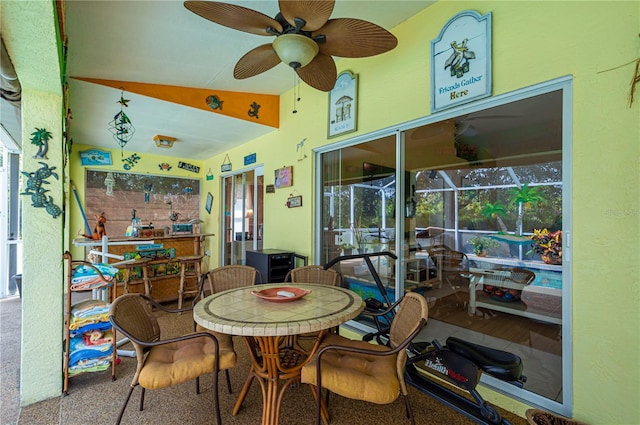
xmin=219 ymin=165 xmax=263 ymax=266
xmin=1 ymin=149 xmax=22 ymax=298
xmin=314 ymin=76 xmax=573 ymax=415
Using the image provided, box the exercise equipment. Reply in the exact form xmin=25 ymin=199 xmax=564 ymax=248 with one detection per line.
xmin=324 ymin=252 xmax=527 ymax=425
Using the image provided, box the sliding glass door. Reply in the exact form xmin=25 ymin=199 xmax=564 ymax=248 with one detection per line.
xmin=316 ymin=79 xmax=571 ymax=412
xmin=221 ymin=166 xmax=263 ymax=265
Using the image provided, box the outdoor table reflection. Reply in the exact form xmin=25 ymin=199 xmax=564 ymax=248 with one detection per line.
xmin=193 ymin=282 xmax=364 ymax=425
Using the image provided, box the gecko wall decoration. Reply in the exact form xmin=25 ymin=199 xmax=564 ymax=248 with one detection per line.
xmin=248 ymin=101 xmax=260 ymax=119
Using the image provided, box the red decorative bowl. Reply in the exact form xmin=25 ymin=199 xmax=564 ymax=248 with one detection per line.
xmin=251 ymin=286 xmax=311 ymax=302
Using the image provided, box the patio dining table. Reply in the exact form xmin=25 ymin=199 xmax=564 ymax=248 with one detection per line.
xmin=193 ymin=282 xmax=364 ymax=425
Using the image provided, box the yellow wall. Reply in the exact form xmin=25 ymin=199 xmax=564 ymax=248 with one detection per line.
xmin=61 ymin=1 xmax=639 ymax=423
xmin=198 ymin=2 xmax=639 ymax=423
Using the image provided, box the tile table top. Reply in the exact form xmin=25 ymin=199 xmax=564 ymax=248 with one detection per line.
xmin=194 ymin=283 xmax=364 ymax=336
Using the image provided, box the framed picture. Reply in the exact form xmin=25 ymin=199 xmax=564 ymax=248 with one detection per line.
xmin=274 ymin=166 xmax=293 ymax=188
xmin=79 ymin=149 xmax=112 ymax=166
xmin=205 ymin=192 xmax=213 ymax=214
xmin=328 ymin=71 xmax=358 ymax=138
xmin=286 ymin=195 xmax=302 ymax=208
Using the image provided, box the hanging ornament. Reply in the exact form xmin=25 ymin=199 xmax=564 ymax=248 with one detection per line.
xmin=104 ymin=172 xmax=115 ymax=196
xmin=108 ymin=88 xmax=135 ymax=157
xmin=144 ymin=183 xmax=153 ymax=203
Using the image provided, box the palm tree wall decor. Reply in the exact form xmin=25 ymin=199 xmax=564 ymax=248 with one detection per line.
xmin=30 ymin=128 xmax=52 ymax=159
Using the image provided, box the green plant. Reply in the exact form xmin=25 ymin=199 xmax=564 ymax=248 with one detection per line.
xmin=340 ymin=243 xmax=355 ymax=250
xmin=351 ymin=218 xmax=366 ymax=248
xmin=481 ymin=202 xmax=509 ymax=233
xmin=467 ymin=236 xmax=501 ymax=255
xmin=509 ymin=183 xmax=544 ymax=235
xmin=528 ymin=228 xmax=562 ymax=261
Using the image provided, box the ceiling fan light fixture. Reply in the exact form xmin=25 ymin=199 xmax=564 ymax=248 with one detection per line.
xmin=272 ymin=34 xmax=319 ymax=69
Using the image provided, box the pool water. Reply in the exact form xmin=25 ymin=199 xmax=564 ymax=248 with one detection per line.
xmin=529 ymin=269 xmax=562 ymax=290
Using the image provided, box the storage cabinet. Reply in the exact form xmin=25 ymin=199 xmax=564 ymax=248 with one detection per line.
xmin=63 ymin=252 xmax=117 ymax=395
xmin=246 ymin=249 xmax=295 ymax=283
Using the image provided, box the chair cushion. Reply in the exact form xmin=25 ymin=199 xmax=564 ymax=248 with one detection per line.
xmin=139 ymin=335 xmax=236 ymax=390
xmin=301 ymin=333 xmax=400 ymax=404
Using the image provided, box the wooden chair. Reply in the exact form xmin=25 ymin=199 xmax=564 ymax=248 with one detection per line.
xmin=284 ymin=265 xmax=340 ymax=286
xmin=121 ymin=258 xmax=151 ymax=297
xmin=109 ymin=293 xmax=237 ymax=425
xmin=177 ymin=254 xmax=204 ymax=309
xmin=301 ymin=292 xmax=429 ymax=425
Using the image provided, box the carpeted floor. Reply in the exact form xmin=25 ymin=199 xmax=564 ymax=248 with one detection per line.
xmin=1 ymin=296 xmax=527 ymax=425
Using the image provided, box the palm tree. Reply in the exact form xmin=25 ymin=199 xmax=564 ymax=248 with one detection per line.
xmin=510 ymin=183 xmax=544 ymax=235
xmin=30 ymin=128 xmax=52 ymax=159
xmin=481 ymin=202 xmax=509 ymax=233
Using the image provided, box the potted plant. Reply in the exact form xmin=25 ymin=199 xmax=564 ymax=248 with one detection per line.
xmin=528 ymin=228 xmax=562 ymax=264
xmin=340 ymin=243 xmax=355 ymax=255
xmin=467 ymin=236 xmax=501 ymax=256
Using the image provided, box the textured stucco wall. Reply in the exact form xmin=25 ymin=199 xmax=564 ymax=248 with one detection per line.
xmin=20 ymin=89 xmax=64 ymax=405
xmin=201 ymin=2 xmax=640 ymax=423
xmin=2 ymin=0 xmax=64 ymax=405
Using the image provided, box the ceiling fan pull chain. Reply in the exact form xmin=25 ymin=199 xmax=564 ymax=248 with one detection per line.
xmin=293 ymin=72 xmax=300 ymax=114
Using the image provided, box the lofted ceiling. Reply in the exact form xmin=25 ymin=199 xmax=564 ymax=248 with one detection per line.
xmin=59 ymin=0 xmax=434 ymax=161
xmin=3 ymin=1 xmax=560 ymax=165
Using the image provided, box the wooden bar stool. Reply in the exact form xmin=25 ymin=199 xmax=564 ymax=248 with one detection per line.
xmin=177 ymin=255 xmax=204 ymax=309
xmin=122 ymin=259 xmax=151 ymax=297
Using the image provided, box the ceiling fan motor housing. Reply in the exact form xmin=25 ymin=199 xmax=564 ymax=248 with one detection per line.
xmin=272 ymin=33 xmax=319 ymax=69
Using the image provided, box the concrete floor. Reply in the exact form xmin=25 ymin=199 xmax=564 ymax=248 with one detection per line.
xmin=1 ymin=295 xmax=527 ymax=425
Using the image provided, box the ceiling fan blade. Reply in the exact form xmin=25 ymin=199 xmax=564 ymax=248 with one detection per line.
xmin=279 ymin=0 xmax=335 ymax=31
xmin=314 ymin=18 xmax=398 ymax=58
xmin=234 ymin=44 xmax=282 ymax=79
xmin=184 ymin=1 xmax=282 ymax=35
xmin=296 ymin=53 xmax=337 ymax=92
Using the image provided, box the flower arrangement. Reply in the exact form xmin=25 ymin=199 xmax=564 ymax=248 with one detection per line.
xmin=529 ymin=228 xmax=562 ymax=264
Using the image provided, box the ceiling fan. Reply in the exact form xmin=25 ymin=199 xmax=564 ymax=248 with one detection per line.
xmin=184 ymin=0 xmax=398 ymax=91
xmin=455 ymin=113 xmax=521 ymax=137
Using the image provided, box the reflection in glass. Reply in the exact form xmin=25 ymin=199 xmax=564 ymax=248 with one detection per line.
xmin=319 ymin=89 xmax=566 ymax=403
